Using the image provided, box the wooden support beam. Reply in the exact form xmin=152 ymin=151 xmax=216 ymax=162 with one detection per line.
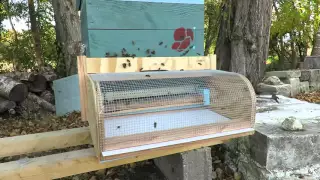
xmin=0 ymin=131 xmax=253 ymax=180
xmin=0 ymin=127 xmax=91 ymax=158
xmin=85 ymin=55 xmax=216 ymax=73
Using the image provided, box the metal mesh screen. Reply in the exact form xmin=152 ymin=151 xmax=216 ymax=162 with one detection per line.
xmin=88 ymin=70 xmax=255 ymax=153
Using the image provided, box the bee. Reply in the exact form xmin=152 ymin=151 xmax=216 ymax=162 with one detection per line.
xmin=117 ymin=126 xmax=121 ymax=129
xmin=137 ymin=48 xmax=140 ymax=51
xmin=198 ymin=63 xmax=202 ymax=66
xmin=105 ymin=52 xmax=110 ymax=57
xmin=128 ymin=62 xmax=131 ymax=67
xmin=132 ymin=54 xmax=136 ymax=58
xmin=161 ymin=63 xmax=165 ymax=66
xmin=154 ymin=122 xmax=157 ymax=128
xmin=147 ymin=55 xmax=152 ymax=57
xmin=180 ymin=69 xmax=184 ymax=71
xmin=146 ymin=49 xmax=150 ymax=54
xmin=151 ymin=50 xmax=156 ymax=55
xmin=159 ymin=41 xmax=163 ymax=46
xmin=197 ymin=53 xmax=201 ymax=56
xmin=145 ymin=74 xmax=151 ymax=77
xmin=113 ymin=53 xmax=118 ymax=57
xmin=122 ymin=63 xmax=127 ymax=68
xmin=132 ymin=41 xmax=135 ymax=45
xmin=127 ymin=59 xmax=131 ymax=63
xmin=140 ymin=68 xmax=143 ymax=71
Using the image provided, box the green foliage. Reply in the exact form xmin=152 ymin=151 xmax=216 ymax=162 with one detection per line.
xmin=269 ymin=0 xmax=320 ymax=70
xmin=0 ymin=0 xmax=58 ymax=72
xmin=204 ymin=0 xmax=221 ymax=55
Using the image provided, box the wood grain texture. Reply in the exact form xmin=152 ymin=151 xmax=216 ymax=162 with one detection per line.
xmin=0 ymin=127 xmax=91 ymax=158
xmin=0 ymin=131 xmax=253 ymax=180
xmin=87 ymin=29 xmax=204 ymax=57
xmin=102 ymin=120 xmax=251 ymax=151
xmin=86 ymin=0 xmax=204 ymax=29
xmin=86 ymin=55 xmax=215 ymax=73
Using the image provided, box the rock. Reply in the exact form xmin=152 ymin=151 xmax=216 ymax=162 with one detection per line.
xmin=299 ymin=81 xmax=310 ymax=93
xmin=257 ymin=83 xmax=291 ymax=97
xmin=300 ymin=69 xmax=320 ymax=82
xmin=265 ymin=70 xmax=301 ymax=78
xmin=215 ymin=168 xmax=223 ymax=179
xmin=89 ymin=176 xmax=97 ymax=180
xmin=72 ymin=177 xmax=80 ymax=180
xmin=213 ymin=160 xmax=221 ymax=164
xmin=303 ymin=56 xmax=320 ymax=69
xmin=234 ymin=172 xmax=242 ymax=180
xmin=263 ymin=76 xmax=283 ymax=85
xmin=212 ymin=171 xmax=217 ymax=179
xmin=310 ymin=82 xmax=320 ymax=91
xmin=281 ymin=117 xmax=304 ymax=131
xmin=283 ymin=78 xmax=300 ymax=97
xmin=95 ymin=169 xmax=106 ymax=176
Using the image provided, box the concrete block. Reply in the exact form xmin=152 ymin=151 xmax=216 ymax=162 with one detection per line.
xmin=225 ymin=96 xmax=320 ymax=180
xmin=303 ymin=56 xmax=320 ymax=69
xmin=300 ymin=69 xmax=320 ymax=82
xmin=282 ymin=78 xmax=300 ymax=97
xmin=310 ymin=82 xmax=320 ymax=91
xmin=265 ymin=70 xmax=301 ymax=79
xmin=154 ymin=147 xmax=212 ymax=180
xmin=257 ymin=83 xmax=291 ymax=97
xmin=299 ymin=81 xmax=310 ymax=93
xmin=263 ymin=76 xmax=284 ymax=85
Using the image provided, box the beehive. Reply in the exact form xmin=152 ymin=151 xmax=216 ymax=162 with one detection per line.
xmin=76 ymin=0 xmax=205 ymax=57
xmin=78 ymin=56 xmax=256 ymax=162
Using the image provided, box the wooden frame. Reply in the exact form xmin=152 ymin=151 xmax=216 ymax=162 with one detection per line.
xmin=77 ymin=55 xmax=256 ymax=162
xmin=0 ymin=127 xmax=253 ymax=180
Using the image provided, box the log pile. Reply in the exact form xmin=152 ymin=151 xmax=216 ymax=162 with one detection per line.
xmin=0 ymin=68 xmax=57 ymax=118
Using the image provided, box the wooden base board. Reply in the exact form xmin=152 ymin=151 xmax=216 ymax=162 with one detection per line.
xmin=0 ymin=130 xmax=254 ymax=180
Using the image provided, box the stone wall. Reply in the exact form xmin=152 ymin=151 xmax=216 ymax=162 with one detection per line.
xmin=257 ymin=69 xmax=320 ymax=97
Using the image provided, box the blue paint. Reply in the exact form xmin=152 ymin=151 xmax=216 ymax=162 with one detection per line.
xmin=203 ymin=89 xmax=210 ymax=105
xmin=53 ymin=75 xmax=80 ymax=116
xmin=118 ymin=0 xmax=204 ymax=4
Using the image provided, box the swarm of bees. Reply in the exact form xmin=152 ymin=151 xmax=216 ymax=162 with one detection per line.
xmin=104 ymin=40 xmax=202 ymax=70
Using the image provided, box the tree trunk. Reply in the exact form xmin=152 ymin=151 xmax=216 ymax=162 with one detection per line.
xmin=51 ymin=0 xmax=82 ymax=76
xmin=0 ymin=97 xmax=16 ymax=114
xmin=311 ymin=25 xmax=320 ymax=56
xmin=290 ymin=33 xmax=297 ymax=69
xmin=0 ymin=76 xmax=28 ymax=102
xmin=28 ymin=0 xmax=43 ymax=67
xmin=215 ymin=0 xmax=272 ymax=90
xmin=3 ymin=72 xmax=48 ymax=93
xmin=4 ymin=0 xmax=20 ymax=70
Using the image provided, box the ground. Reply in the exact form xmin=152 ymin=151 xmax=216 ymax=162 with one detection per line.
xmin=0 ymin=91 xmax=319 ymax=180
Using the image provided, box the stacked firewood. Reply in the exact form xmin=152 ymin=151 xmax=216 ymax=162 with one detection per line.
xmin=0 ymin=67 xmax=57 ymax=117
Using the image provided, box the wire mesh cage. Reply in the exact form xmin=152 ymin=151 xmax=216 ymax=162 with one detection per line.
xmin=85 ymin=70 xmax=256 ymax=161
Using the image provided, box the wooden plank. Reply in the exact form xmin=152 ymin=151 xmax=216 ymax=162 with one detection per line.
xmin=102 ymin=120 xmax=251 ymax=151
xmin=77 ymin=56 xmax=88 ymax=121
xmin=86 ymin=56 xmax=215 ymax=73
xmin=0 ymin=127 xmax=91 ymax=158
xmin=87 ymin=29 xmax=204 ymax=57
xmin=86 ymin=0 xmax=204 ymax=29
xmin=0 ymin=131 xmax=253 ymax=180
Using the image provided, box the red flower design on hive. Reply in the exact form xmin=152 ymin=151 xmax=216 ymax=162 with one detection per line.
xmin=171 ymin=27 xmax=194 ymax=52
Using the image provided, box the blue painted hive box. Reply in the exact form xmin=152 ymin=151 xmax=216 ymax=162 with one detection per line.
xmin=53 ymin=0 xmax=205 ymax=116
xmin=77 ymin=0 xmax=205 ymax=57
